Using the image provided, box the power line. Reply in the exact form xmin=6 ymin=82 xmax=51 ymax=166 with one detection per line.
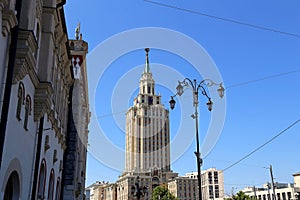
xmin=143 ymin=0 xmax=300 ymax=39
xmin=222 ymin=119 xmax=300 ymax=172
xmin=226 ymin=69 xmax=300 ymax=89
xmin=205 ymin=158 xmax=268 ymax=169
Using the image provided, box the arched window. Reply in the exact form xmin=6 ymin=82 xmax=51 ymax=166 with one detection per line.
xmin=16 ymin=82 xmax=25 ymax=120
xmin=4 ymin=171 xmax=20 ymax=200
xmin=23 ymin=95 xmax=31 ymax=130
xmin=37 ymin=159 xmax=46 ymax=199
xmin=55 ymin=177 xmax=60 ymax=200
xmin=47 ymin=169 xmax=55 ymax=200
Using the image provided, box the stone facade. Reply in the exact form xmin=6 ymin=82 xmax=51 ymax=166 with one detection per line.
xmin=168 ymin=168 xmax=224 ymax=200
xmin=243 ymin=180 xmax=300 ymax=200
xmin=118 ymin=48 xmax=177 ymax=199
xmin=0 ymin=0 xmax=89 ymax=199
xmin=61 ymin=25 xmax=90 ymax=200
xmin=125 ymin=48 xmax=171 ymax=174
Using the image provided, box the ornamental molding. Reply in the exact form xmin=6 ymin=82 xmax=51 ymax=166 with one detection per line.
xmin=0 ymin=0 xmax=8 ymax=9
xmin=35 ymin=0 xmax=43 ymax=20
xmin=69 ymin=40 xmax=88 ymax=52
xmin=13 ymin=29 xmax=38 ymax=84
xmin=34 ymin=82 xmax=53 ymax=121
xmin=2 ymin=9 xmax=18 ymax=36
xmin=42 ymin=6 xmax=56 ymax=15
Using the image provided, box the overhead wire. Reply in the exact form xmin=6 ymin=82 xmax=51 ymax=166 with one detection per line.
xmin=221 ymin=119 xmax=300 ymax=172
xmin=143 ymin=0 xmax=300 ymax=39
xmin=226 ymin=69 xmax=300 ymax=89
xmin=205 ymin=158 xmax=268 ymax=170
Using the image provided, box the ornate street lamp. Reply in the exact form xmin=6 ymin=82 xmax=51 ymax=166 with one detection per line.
xmin=169 ymin=78 xmax=224 ymax=200
xmin=133 ymin=176 xmax=148 ymax=200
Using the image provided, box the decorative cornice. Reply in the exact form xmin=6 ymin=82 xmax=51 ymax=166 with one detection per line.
xmin=69 ymin=40 xmax=88 ymax=52
xmin=34 ymin=82 xmax=53 ymax=121
xmin=0 ymin=0 xmax=8 ymax=9
xmin=13 ymin=29 xmax=38 ymax=84
xmin=42 ymin=6 xmax=56 ymax=15
xmin=2 ymin=9 xmax=18 ymax=36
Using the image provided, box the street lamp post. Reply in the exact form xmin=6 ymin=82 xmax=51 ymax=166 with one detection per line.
xmin=133 ymin=176 xmax=148 ymax=200
xmin=169 ymin=78 xmax=224 ymax=200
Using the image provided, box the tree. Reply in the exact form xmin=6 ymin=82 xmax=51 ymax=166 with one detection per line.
xmin=151 ymin=186 xmax=178 ymax=200
xmin=225 ymin=191 xmax=251 ymax=200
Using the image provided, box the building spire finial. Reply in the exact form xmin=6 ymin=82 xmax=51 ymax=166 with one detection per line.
xmin=144 ymin=48 xmax=150 ymax=73
xmin=75 ymin=22 xmax=81 ymax=40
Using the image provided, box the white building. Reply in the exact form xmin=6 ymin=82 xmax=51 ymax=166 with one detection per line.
xmin=170 ymin=168 xmax=224 ymax=200
xmin=85 ymin=181 xmax=117 ymax=200
xmin=0 ymin=1 xmax=89 ymax=199
xmin=242 ymin=174 xmax=300 ymax=200
xmin=168 ymin=176 xmax=199 ymax=200
xmin=125 ymin=48 xmax=170 ymax=173
xmin=115 ymin=48 xmax=177 ymax=200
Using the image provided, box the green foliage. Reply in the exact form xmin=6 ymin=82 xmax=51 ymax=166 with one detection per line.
xmin=151 ymin=186 xmax=178 ymax=200
xmin=225 ymin=191 xmax=251 ymax=200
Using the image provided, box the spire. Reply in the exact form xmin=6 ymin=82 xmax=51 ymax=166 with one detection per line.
xmin=144 ymin=48 xmax=150 ymax=73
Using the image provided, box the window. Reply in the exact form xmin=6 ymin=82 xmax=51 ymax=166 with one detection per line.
xmin=208 ymin=172 xmax=213 ymax=184
xmin=24 ymin=95 xmax=32 ymax=130
xmin=215 ymin=185 xmax=219 ymax=198
xmin=277 ymin=193 xmax=281 ymax=200
xmin=148 ymin=97 xmax=153 ymax=105
xmin=55 ymin=178 xmax=60 ymax=200
xmin=282 ymin=193 xmax=286 ymax=200
xmin=37 ymin=160 xmax=47 ymax=199
xmin=209 ymin=186 xmax=213 ymax=198
xmin=214 ymin=171 xmax=218 ymax=184
xmin=16 ymin=82 xmax=25 ymax=120
xmin=287 ymin=192 xmax=291 ymax=200
xmin=3 ymin=171 xmax=20 ymax=200
xmin=141 ymin=95 xmax=144 ymax=103
xmin=48 ymin=169 xmax=54 ymax=200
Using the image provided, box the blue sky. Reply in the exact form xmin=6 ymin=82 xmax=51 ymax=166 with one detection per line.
xmin=65 ymin=0 xmax=300 ymax=194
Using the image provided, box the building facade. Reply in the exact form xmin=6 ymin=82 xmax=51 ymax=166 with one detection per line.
xmin=61 ymin=25 xmax=90 ymax=199
xmin=243 ymin=183 xmax=300 ymax=200
xmin=168 ymin=169 xmax=224 ymax=200
xmin=0 ymin=0 xmax=89 ymax=199
xmin=168 ymin=176 xmax=199 ymax=200
xmin=201 ymin=168 xmax=224 ymax=200
xmin=85 ymin=181 xmax=116 ymax=200
xmin=125 ymin=48 xmax=170 ymax=173
xmin=242 ymin=174 xmax=300 ymax=200
xmin=115 ymin=48 xmax=177 ymax=199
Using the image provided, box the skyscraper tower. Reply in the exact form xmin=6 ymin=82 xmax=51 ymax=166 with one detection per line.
xmin=125 ymin=48 xmax=171 ymax=173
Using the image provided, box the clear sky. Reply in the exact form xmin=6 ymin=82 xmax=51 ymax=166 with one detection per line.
xmin=65 ymin=0 xmax=300 ymax=195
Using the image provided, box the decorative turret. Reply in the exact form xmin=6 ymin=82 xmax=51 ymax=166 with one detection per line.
xmin=139 ymin=48 xmax=155 ymax=96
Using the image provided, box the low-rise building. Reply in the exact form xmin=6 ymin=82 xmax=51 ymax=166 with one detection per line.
xmin=168 ymin=176 xmax=199 ymax=200
xmin=242 ymin=174 xmax=300 ymax=200
xmin=85 ymin=181 xmax=115 ymax=200
xmin=168 ymin=168 xmax=224 ymax=200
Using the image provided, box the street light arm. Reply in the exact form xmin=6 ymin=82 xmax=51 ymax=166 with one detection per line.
xmin=198 ymin=85 xmax=210 ymax=100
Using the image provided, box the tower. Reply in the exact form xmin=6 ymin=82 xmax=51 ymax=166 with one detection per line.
xmin=125 ymin=48 xmax=171 ymax=173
